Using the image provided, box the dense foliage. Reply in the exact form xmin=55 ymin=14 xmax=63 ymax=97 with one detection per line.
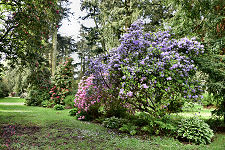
xmin=164 ymin=0 xmax=225 ymax=120
xmin=0 ymin=79 xmax=9 ymax=98
xmin=102 ymin=116 xmax=126 ymax=129
xmin=85 ymin=20 xmax=204 ymax=118
xmin=0 ymin=0 xmax=68 ymax=63
xmin=3 ymin=64 xmax=30 ymax=96
xmin=76 ymin=0 xmax=174 ymax=79
xmin=50 ymin=57 xmax=74 ymax=104
xmin=177 ymin=117 xmax=214 ymax=145
xmin=25 ymin=61 xmax=51 ymax=106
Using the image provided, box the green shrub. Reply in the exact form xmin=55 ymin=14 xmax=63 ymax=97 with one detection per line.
xmin=133 ymin=112 xmax=177 ymax=135
xmin=41 ymin=100 xmax=54 ymax=108
xmin=54 ymin=104 xmax=65 ymax=110
xmin=119 ymin=123 xmax=138 ymax=135
xmin=181 ymin=102 xmax=203 ymax=112
xmin=105 ymin=104 xmax=128 ymax=118
xmin=0 ymin=80 xmax=9 ymax=98
xmin=25 ymin=61 xmax=51 ymax=106
xmin=69 ymin=108 xmax=78 ymax=116
xmin=201 ymin=93 xmax=216 ymax=107
xmin=177 ymin=117 xmax=214 ymax=145
xmin=41 ymin=100 xmax=49 ymax=107
xmin=64 ymin=95 xmax=75 ymax=108
xmin=102 ymin=116 xmax=127 ymax=129
xmin=25 ymin=88 xmax=50 ymax=106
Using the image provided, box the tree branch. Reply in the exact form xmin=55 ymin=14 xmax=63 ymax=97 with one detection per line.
xmin=0 ymin=25 xmax=16 ymax=42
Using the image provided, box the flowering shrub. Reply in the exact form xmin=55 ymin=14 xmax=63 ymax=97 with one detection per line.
xmin=74 ymin=75 xmax=101 ymax=120
xmin=50 ymin=57 xmax=74 ymax=104
xmin=86 ymin=20 xmax=204 ymax=116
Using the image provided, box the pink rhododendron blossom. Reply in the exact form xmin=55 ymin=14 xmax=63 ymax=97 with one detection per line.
xmin=74 ymin=75 xmax=102 ymax=119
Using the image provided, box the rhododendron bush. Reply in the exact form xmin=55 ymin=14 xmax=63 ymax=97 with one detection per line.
xmin=76 ymin=20 xmax=204 ymax=118
xmin=74 ymin=75 xmax=102 ymax=120
xmin=50 ymin=57 xmax=74 ymax=104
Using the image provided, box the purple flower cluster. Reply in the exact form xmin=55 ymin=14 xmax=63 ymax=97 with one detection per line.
xmin=85 ymin=20 xmax=204 ymax=114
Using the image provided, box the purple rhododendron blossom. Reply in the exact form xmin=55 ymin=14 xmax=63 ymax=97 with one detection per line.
xmin=140 ymin=60 xmax=145 ymax=65
xmin=83 ymin=20 xmax=204 ymax=115
xmin=166 ymin=77 xmax=172 ymax=80
xmin=142 ymin=84 xmax=149 ymax=89
xmin=127 ymin=91 xmax=133 ymax=97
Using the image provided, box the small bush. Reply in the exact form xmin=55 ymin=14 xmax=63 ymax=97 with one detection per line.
xmin=201 ymin=93 xmax=216 ymax=107
xmin=181 ymin=102 xmax=203 ymax=112
xmin=105 ymin=104 xmax=128 ymax=118
xmin=133 ymin=112 xmax=177 ymax=135
xmin=25 ymin=89 xmax=40 ymax=106
xmin=0 ymin=80 xmax=9 ymax=98
xmin=25 ymin=86 xmax=50 ymax=106
xmin=102 ymin=116 xmax=127 ymax=129
xmin=64 ymin=95 xmax=75 ymax=108
xmin=41 ymin=100 xmax=49 ymax=107
xmin=54 ymin=104 xmax=65 ymax=110
xmin=177 ymin=117 xmax=214 ymax=145
xmin=119 ymin=123 xmax=138 ymax=135
xmin=69 ymin=108 xmax=78 ymax=116
xmin=41 ymin=100 xmax=54 ymax=108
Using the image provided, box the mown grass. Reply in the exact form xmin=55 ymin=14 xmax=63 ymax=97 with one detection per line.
xmin=0 ymin=98 xmax=225 ymax=149
xmin=176 ymin=103 xmax=215 ymax=119
xmin=0 ymin=97 xmax=25 ymax=103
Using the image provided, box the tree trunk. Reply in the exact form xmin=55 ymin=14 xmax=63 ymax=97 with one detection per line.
xmin=79 ymin=55 xmax=83 ymax=80
xmin=52 ymin=28 xmax=57 ymax=77
xmin=223 ymin=96 xmax=225 ymax=123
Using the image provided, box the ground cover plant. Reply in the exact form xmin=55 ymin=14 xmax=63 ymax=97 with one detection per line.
xmin=177 ymin=117 xmax=214 ymax=145
xmin=1 ymin=97 xmax=225 ymax=150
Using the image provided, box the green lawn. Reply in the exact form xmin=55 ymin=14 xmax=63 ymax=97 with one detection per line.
xmin=0 ymin=97 xmax=25 ymax=103
xmin=175 ymin=103 xmax=215 ymax=119
xmin=0 ymin=98 xmax=225 ymax=149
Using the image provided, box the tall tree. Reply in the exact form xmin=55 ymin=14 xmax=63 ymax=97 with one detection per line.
xmin=52 ymin=28 xmax=58 ymax=76
xmin=79 ymin=0 xmax=174 ymax=50
xmin=0 ymin=1 xmax=54 ymax=63
xmin=57 ymin=34 xmax=76 ymax=62
xmin=0 ymin=0 xmax=70 ymax=67
xmin=80 ymin=0 xmax=106 ymax=53
xmin=164 ymin=0 xmax=225 ymax=120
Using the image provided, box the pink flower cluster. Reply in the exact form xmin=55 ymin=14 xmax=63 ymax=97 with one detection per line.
xmin=49 ymin=86 xmax=70 ymax=103
xmin=74 ymin=75 xmax=101 ymax=120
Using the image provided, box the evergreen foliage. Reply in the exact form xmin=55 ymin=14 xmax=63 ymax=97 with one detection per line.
xmin=25 ymin=61 xmax=51 ymax=106
xmin=0 ymin=0 xmax=68 ymax=64
xmin=0 ymin=79 xmax=9 ymax=98
xmin=164 ymin=0 xmax=225 ymax=120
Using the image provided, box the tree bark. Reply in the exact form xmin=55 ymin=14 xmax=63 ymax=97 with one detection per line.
xmin=52 ymin=28 xmax=57 ymax=77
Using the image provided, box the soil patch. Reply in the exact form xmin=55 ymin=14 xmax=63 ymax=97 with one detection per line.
xmin=0 ymin=124 xmax=41 ymax=145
